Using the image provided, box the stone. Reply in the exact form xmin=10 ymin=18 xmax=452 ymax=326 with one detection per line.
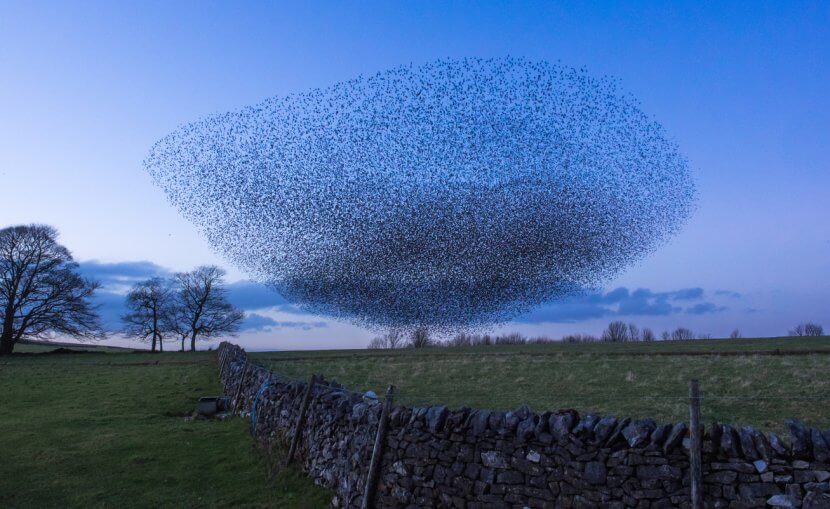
xmin=636 ymin=465 xmax=682 ymax=481
xmin=720 ymin=424 xmax=740 ymax=457
xmin=803 ymin=491 xmax=830 ymax=509
xmin=812 ymin=428 xmax=830 ymax=463
xmin=704 ymin=470 xmax=737 ymax=484
xmin=516 ymin=417 xmax=537 ymax=441
xmin=573 ymin=414 xmax=600 ymax=440
xmin=786 ymin=419 xmax=812 ymax=459
xmin=593 ymin=415 xmax=618 ymax=444
xmin=480 ymin=451 xmax=508 ymax=469
xmin=526 ymin=449 xmax=541 ymax=463
xmin=503 ymin=411 xmax=520 ymax=433
xmin=770 ymin=432 xmax=791 ymax=458
xmin=425 ymin=405 xmax=449 ymax=433
xmin=753 ymin=430 xmax=774 ymax=462
xmin=470 ymin=409 xmax=490 ymax=435
xmin=392 ymin=461 xmax=408 ymax=476
xmin=766 ymin=494 xmax=801 ymax=508
xmin=496 ymin=470 xmax=524 ymax=484
xmin=753 ymin=459 xmax=768 ymax=473
xmin=549 ymin=410 xmax=578 ymax=440
xmin=815 ymin=471 xmax=830 ymax=483
xmin=663 ymin=422 xmax=687 ymax=454
xmin=623 ymin=419 xmax=657 ymax=448
xmin=584 ymin=461 xmax=607 ymax=485
xmin=649 ymin=423 xmax=672 ymax=449
xmin=739 ymin=426 xmax=760 ymax=460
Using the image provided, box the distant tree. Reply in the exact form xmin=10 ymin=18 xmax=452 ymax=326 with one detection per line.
xmin=791 ymin=322 xmax=824 ymax=337
xmin=602 ymin=321 xmax=629 ymax=342
xmin=172 ymin=266 xmax=244 ymax=351
xmin=804 ymin=323 xmax=824 ymax=336
xmin=661 ymin=330 xmax=670 ymax=340
xmin=671 ymin=327 xmax=695 ymax=341
xmin=0 ymin=225 xmax=103 ymax=355
xmin=697 ymin=333 xmax=713 ymax=340
xmin=367 ymin=329 xmax=404 ymax=349
xmin=730 ymin=329 xmax=742 ymax=339
xmin=447 ymin=333 xmax=472 ymax=347
xmin=561 ymin=334 xmax=599 ymax=343
xmin=495 ymin=333 xmax=526 ymax=345
xmin=641 ymin=328 xmax=656 ymax=342
xmin=408 ymin=327 xmax=432 ymax=348
xmin=627 ymin=323 xmax=641 ymax=342
xmin=122 ymin=277 xmax=171 ymax=352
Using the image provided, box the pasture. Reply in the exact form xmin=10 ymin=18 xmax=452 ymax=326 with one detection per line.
xmin=0 ymin=349 xmax=329 ymax=508
xmin=253 ymin=336 xmax=830 ymax=433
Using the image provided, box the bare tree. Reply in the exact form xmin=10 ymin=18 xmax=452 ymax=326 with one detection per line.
xmin=121 ymin=277 xmax=171 ymax=352
xmin=172 ymin=266 xmax=244 ymax=351
xmin=671 ymin=327 xmax=695 ymax=340
xmin=0 ymin=225 xmax=103 ymax=355
xmin=730 ymin=329 xmax=742 ymax=339
xmin=804 ymin=323 xmax=824 ymax=336
xmin=791 ymin=322 xmax=824 ymax=337
xmin=641 ymin=327 xmax=655 ymax=342
xmin=408 ymin=327 xmax=432 ymax=348
xmin=367 ymin=329 xmax=404 ymax=349
xmin=627 ymin=323 xmax=641 ymax=342
xmin=661 ymin=330 xmax=670 ymax=340
xmin=602 ymin=321 xmax=629 ymax=342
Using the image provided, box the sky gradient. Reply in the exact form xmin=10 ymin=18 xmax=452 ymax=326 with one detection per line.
xmin=1 ymin=1 xmax=828 ymax=350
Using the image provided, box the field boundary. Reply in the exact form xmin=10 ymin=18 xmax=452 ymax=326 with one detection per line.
xmin=218 ymin=342 xmax=830 ymax=508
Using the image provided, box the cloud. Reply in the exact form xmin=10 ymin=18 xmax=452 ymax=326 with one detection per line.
xmin=515 ymin=286 xmax=732 ymax=324
xmin=685 ymin=302 xmax=726 ymax=315
xmin=79 ymin=260 xmax=171 ymax=289
xmin=715 ymin=290 xmax=743 ymax=299
xmin=242 ymin=313 xmax=327 ymax=332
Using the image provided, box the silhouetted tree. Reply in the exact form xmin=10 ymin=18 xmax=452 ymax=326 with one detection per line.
xmin=122 ymin=277 xmax=171 ymax=352
xmin=790 ymin=322 xmax=824 ymax=337
xmin=172 ymin=266 xmax=244 ymax=351
xmin=602 ymin=321 xmax=629 ymax=342
xmin=730 ymin=329 xmax=742 ymax=339
xmin=0 ymin=225 xmax=103 ymax=355
xmin=367 ymin=329 xmax=404 ymax=349
xmin=627 ymin=323 xmax=641 ymax=342
xmin=408 ymin=327 xmax=432 ymax=348
xmin=641 ymin=328 xmax=656 ymax=342
xmin=671 ymin=327 xmax=695 ymax=340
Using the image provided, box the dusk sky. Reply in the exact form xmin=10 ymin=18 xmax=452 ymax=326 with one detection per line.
xmin=2 ymin=1 xmax=828 ymax=350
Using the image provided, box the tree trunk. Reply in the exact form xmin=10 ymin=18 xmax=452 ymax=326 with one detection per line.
xmin=0 ymin=333 xmax=14 ymax=356
xmin=190 ymin=331 xmax=197 ymax=352
xmin=180 ymin=336 xmax=185 ymax=352
xmin=151 ymin=334 xmax=157 ymax=352
xmin=159 ymin=335 xmax=164 ymax=352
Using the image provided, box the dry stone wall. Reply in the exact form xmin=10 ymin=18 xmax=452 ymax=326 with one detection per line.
xmin=217 ymin=342 xmax=830 ymax=508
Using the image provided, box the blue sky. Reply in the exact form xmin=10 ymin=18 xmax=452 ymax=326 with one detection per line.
xmin=1 ymin=1 xmax=828 ymax=349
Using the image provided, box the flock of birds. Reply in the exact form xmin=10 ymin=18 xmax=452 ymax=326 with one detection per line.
xmin=145 ymin=57 xmax=695 ymax=334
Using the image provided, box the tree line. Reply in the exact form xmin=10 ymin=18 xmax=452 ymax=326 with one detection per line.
xmin=0 ymin=224 xmax=242 ymax=355
xmin=367 ymin=319 xmax=826 ymax=349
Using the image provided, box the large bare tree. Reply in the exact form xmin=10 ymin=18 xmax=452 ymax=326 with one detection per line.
xmin=172 ymin=266 xmax=243 ymax=351
xmin=121 ymin=277 xmax=171 ymax=352
xmin=0 ymin=225 xmax=103 ymax=355
xmin=601 ymin=321 xmax=629 ymax=342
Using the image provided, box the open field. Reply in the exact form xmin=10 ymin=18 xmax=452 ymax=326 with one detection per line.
xmin=252 ymin=336 xmax=830 ymax=433
xmin=0 ymin=350 xmax=329 ymax=508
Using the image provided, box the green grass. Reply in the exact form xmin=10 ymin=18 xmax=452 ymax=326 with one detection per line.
xmin=252 ymin=336 xmax=830 ymax=433
xmin=0 ymin=350 xmax=330 ymax=508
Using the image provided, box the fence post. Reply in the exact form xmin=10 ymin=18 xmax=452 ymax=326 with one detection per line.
xmin=232 ymin=361 xmax=251 ymax=415
xmin=218 ymin=348 xmax=228 ymax=378
xmin=286 ymin=374 xmax=317 ymax=466
xmin=362 ymin=385 xmax=394 ymax=509
xmin=689 ymin=379 xmax=703 ymax=509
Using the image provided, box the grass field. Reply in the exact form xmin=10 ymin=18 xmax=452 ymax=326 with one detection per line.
xmin=252 ymin=336 xmax=830 ymax=433
xmin=0 ymin=349 xmax=330 ymax=508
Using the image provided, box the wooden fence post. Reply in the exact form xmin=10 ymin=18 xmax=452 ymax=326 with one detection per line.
xmin=689 ymin=379 xmax=703 ymax=509
xmin=362 ymin=385 xmax=394 ymax=509
xmin=232 ymin=361 xmax=251 ymax=415
xmin=286 ymin=374 xmax=318 ymax=465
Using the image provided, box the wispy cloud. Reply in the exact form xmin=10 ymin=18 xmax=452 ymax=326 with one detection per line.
xmin=243 ymin=313 xmax=327 ymax=332
xmin=516 ymin=287 xmax=733 ymax=324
